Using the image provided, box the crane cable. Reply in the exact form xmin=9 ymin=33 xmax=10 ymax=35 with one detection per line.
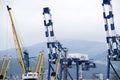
xmin=10 ymin=10 xmax=28 ymax=53
xmin=11 ymin=12 xmax=26 ymax=50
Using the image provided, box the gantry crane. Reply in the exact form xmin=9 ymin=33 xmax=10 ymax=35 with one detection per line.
xmin=43 ymin=7 xmax=72 ymax=80
xmin=43 ymin=7 xmax=96 ymax=80
xmin=102 ymin=0 xmax=120 ymax=80
xmin=7 ymin=5 xmax=40 ymax=80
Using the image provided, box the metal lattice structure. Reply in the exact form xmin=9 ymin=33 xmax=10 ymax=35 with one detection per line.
xmin=43 ymin=7 xmax=96 ymax=80
xmin=102 ymin=0 xmax=120 ymax=80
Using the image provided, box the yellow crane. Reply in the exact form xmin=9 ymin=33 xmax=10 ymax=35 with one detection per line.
xmin=0 ymin=55 xmax=6 ymax=75
xmin=3 ymin=56 xmax=12 ymax=80
xmin=35 ymin=51 xmax=44 ymax=80
xmin=51 ymin=52 xmax=61 ymax=80
xmin=0 ymin=55 xmax=7 ymax=79
xmin=7 ymin=5 xmax=26 ymax=73
xmin=7 ymin=5 xmax=44 ymax=80
xmin=0 ymin=55 xmax=12 ymax=80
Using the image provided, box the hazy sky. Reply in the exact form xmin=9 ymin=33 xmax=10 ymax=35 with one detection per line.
xmin=0 ymin=0 xmax=120 ymax=50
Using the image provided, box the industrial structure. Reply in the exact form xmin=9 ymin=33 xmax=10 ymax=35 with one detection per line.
xmin=102 ymin=0 xmax=120 ymax=80
xmin=7 ymin=5 xmax=44 ymax=80
xmin=0 ymin=0 xmax=119 ymax=80
xmin=34 ymin=51 xmax=44 ymax=80
xmin=43 ymin=7 xmax=96 ymax=80
xmin=0 ymin=55 xmax=12 ymax=80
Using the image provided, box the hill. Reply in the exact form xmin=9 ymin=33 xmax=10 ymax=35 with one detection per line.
xmin=0 ymin=40 xmax=109 ymax=79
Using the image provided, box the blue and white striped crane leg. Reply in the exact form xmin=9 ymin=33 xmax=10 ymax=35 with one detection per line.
xmin=108 ymin=4 xmax=118 ymax=57
xmin=102 ymin=0 xmax=118 ymax=80
xmin=102 ymin=3 xmax=111 ymax=80
xmin=43 ymin=7 xmax=58 ymax=80
xmin=43 ymin=8 xmax=57 ymax=60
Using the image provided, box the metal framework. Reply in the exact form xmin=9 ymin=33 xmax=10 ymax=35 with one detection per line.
xmin=34 ymin=51 xmax=44 ymax=80
xmin=102 ymin=0 xmax=120 ymax=80
xmin=0 ymin=56 xmax=12 ymax=80
xmin=7 ymin=5 xmax=46 ymax=80
xmin=0 ymin=55 xmax=6 ymax=75
xmin=3 ymin=56 xmax=12 ymax=80
xmin=43 ymin=7 xmax=96 ymax=80
xmin=7 ymin=5 xmax=27 ymax=73
xmin=7 ymin=5 xmax=45 ymax=80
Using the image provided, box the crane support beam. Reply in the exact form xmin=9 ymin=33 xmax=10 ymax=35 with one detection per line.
xmin=35 ymin=54 xmax=40 ymax=72
xmin=103 ymin=0 xmax=110 ymax=4
xmin=51 ymin=52 xmax=61 ymax=80
xmin=3 ymin=56 xmax=12 ymax=80
xmin=43 ymin=7 xmax=57 ymax=60
xmin=37 ymin=51 xmax=44 ymax=80
xmin=0 ymin=55 xmax=6 ymax=75
xmin=7 ymin=5 xmax=26 ymax=73
xmin=102 ymin=0 xmax=120 ymax=80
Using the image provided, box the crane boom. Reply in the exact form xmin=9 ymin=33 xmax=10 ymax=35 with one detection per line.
xmin=0 ymin=55 xmax=6 ymax=75
xmin=37 ymin=51 xmax=44 ymax=80
xmin=35 ymin=53 xmax=41 ymax=72
xmin=35 ymin=51 xmax=44 ymax=72
xmin=7 ymin=5 xmax=26 ymax=73
xmin=3 ymin=56 xmax=12 ymax=80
